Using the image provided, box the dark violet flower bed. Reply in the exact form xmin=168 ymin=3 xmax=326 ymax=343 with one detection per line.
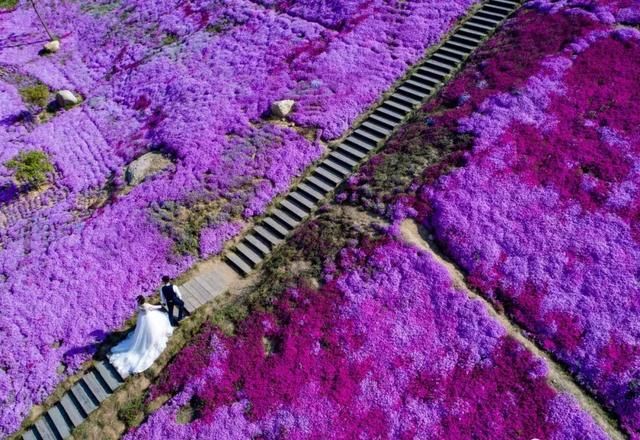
xmin=345 ymin=0 xmax=640 ymax=436
xmin=128 ymin=238 xmax=606 ymax=439
xmin=0 ymin=0 xmax=479 ymax=434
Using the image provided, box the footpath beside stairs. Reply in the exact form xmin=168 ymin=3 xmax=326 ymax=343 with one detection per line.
xmin=21 ymin=1 xmax=522 ymax=438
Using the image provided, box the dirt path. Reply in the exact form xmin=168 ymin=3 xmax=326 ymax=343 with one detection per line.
xmin=399 ymin=219 xmax=626 ymax=440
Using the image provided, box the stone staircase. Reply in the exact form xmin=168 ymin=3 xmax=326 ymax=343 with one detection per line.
xmin=20 ymin=0 xmax=522 ymax=438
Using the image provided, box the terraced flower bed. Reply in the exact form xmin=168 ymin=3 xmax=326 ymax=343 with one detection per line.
xmin=126 ymin=218 xmax=607 ymax=439
xmin=345 ymin=0 xmax=640 ymax=436
xmin=0 ymin=0 xmax=480 ymax=435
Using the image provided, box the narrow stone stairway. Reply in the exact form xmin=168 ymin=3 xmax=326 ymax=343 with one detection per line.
xmin=20 ymin=1 xmax=522 ymax=438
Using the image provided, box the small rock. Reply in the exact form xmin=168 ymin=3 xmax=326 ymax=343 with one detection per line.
xmin=271 ymin=99 xmax=295 ymax=118
xmin=55 ymin=90 xmax=78 ymax=107
xmin=125 ymin=152 xmax=173 ymax=186
xmin=43 ymin=40 xmax=60 ymax=53
xmin=56 ymin=364 xmax=66 ymax=375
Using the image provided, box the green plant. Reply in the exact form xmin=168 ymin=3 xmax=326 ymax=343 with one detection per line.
xmin=5 ymin=150 xmax=54 ymax=189
xmin=0 ymin=0 xmax=18 ymax=9
xmin=19 ymin=84 xmax=50 ymax=107
xmin=117 ymin=395 xmax=145 ymax=428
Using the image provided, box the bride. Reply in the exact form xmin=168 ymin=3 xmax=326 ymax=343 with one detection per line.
xmin=108 ymin=296 xmax=173 ymax=377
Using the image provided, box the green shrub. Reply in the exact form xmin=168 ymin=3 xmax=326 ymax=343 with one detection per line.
xmin=5 ymin=150 xmax=54 ymax=189
xmin=19 ymin=84 xmax=50 ymax=107
xmin=117 ymin=395 xmax=145 ymax=428
xmin=0 ymin=0 xmax=18 ymax=9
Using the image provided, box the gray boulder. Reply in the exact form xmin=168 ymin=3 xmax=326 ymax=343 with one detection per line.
xmin=271 ymin=99 xmax=295 ymax=118
xmin=43 ymin=40 xmax=60 ymax=53
xmin=55 ymin=90 xmax=78 ymax=107
xmin=125 ymin=152 xmax=172 ymax=186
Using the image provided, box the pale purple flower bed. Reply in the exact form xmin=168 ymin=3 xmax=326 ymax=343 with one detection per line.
xmin=0 ymin=0 xmax=480 ymax=435
xmin=128 ymin=239 xmax=606 ymax=439
xmin=340 ymin=0 xmax=640 ymax=436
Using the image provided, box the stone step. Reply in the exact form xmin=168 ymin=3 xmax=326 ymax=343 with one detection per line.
xmin=288 ymin=191 xmax=316 ymax=210
xmin=280 ymin=198 xmax=310 ymax=218
xmin=439 ymin=45 xmax=469 ymax=57
xmin=431 ymin=52 xmax=459 ymax=66
xmin=225 ymin=251 xmax=252 ymax=276
xmin=297 ymin=182 xmax=326 ymax=200
xmin=83 ymin=372 xmax=110 ymax=403
xmin=254 ymin=225 xmax=284 ymax=247
xmin=386 ymin=96 xmax=415 ymax=112
xmin=95 ymin=360 xmax=122 ymax=392
xmin=444 ymin=40 xmax=477 ymax=52
xmin=450 ymin=33 xmax=481 ymax=47
xmin=22 ymin=428 xmax=38 ymax=440
xmin=34 ymin=415 xmax=58 ymax=440
xmin=391 ymin=91 xmax=422 ymax=106
xmin=328 ymin=151 xmax=359 ymax=168
xmin=482 ymin=4 xmax=512 ymax=15
xmin=235 ymin=242 xmax=263 ymax=267
xmin=398 ymin=84 xmax=431 ymax=98
xmin=60 ymin=393 xmax=85 ymax=427
xmin=465 ymin=19 xmax=494 ymax=32
xmin=404 ymin=79 xmax=434 ymax=94
xmin=344 ymin=135 xmax=376 ymax=151
xmin=361 ymin=120 xmax=392 ymax=136
xmin=265 ymin=213 xmax=295 ymax=234
xmin=70 ymin=382 xmax=98 ymax=416
xmin=417 ymin=64 xmax=449 ymax=78
xmin=375 ymin=105 xmax=405 ymax=121
xmin=271 ymin=208 xmax=300 ymax=229
xmin=182 ymin=282 xmax=208 ymax=306
xmin=181 ymin=285 xmax=204 ymax=308
xmin=476 ymin=10 xmax=504 ymax=22
xmin=368 ymin=112 xmax=401 ymax=129
xmin=320 ymin=160 xmax=351 ymax=180
xmin=47 ymin=404 xmax=72 ymax=438
xmin=336 ymin=143 xmax=367 ymax=160
xmin=410 ymin=72 xmax=441 ymax=87
xmin=244 ymin=233 xmax=272 ymax=255
xmin=457 ymin=26 xmax=487 ymax=39
xmin=488 ymin=0 xmax=518 ymax=9
xmin=314 ymin=166 xmax=343 ymax=184
xmin=305 ymin=175 xmax=334 ymax=193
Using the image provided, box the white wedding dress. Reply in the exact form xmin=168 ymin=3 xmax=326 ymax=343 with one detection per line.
xmin=108 ymin=303 xmax=173 ymax=378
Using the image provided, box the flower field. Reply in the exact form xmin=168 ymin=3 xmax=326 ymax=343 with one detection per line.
xmin=346 ymin=0 xmax=640 ymax=437
xmin=128 ymin=235 xmax=606 ymax=439
xmin=0 ymin=0 xmax=480 ymax=435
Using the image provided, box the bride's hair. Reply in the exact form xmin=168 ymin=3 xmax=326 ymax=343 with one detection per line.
xmin=136 ymin=295 xmax=145 ymax=306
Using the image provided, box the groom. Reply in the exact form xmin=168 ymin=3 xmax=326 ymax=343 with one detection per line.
xmin=160 ymin=276 xmax=188 ymax=326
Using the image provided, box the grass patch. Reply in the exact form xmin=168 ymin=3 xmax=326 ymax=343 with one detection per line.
xmin=117 ymin=394 xmax=145 ymax=429
xmin=19 ymin=84 xmax=50 ymax=107
xmin=5 ymin=150 xmax=54 ymax=190
xmin=0 ymin=0 xmax=17 ymax=9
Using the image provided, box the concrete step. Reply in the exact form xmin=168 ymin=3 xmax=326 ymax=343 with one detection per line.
xmin=47 ymin=404 xmax=72 ymax=438
xmin=235 ymin=242 xmax=263 ymax=267
xmin=439 ymin=45 xmax=469 ymax=57
xmin=336 ymin=143 xmax=367 ymax=160
xmin=95 ymin=360 xmax=122 ymax=392
xmin=281 ymin=198 xmax=310 ymax=217
xmin=83 ymin=372 xmax=110 ymax=403
xmin=328 ymin=151 xmax=359 ymax=168
xmin=361 ymin=120 xmax=392 ymax=136
xmin=34 ymin=416 xmax=58 ymax=440
xmin=476 ymin=10 xmax=504 ymax=22
xmin=288 ymin=191 xmax=316 ymax=210
xmin=444 ymin=40 xmax=476 ymax=52
xmin=314 ymin=166 xmax=343 ymax=184
xmin=22 ymin=428 xmax=38 ymax=440
xmin=70 ymin=382 xmax=98 ymax=416
xmin=225 ymin=251 xmax=252 ymax=276
xmin=344 ymin=135 xmax=375 ymax=152
xmin=431 ymin=52 xmax=459 ymax=66
xmin=399 ymin=82 xmax=430 ymax=99
xmin=60 ymin=393 xmax=85 ymax=427
xmin=320 ymin=160 xmax=351 ymax=179
xmin=264 ymin=214 xmax=294 ymax=235
xmin=297 ymin=182 xmax=326 ymax=200
xmin=254 ymin=225 xmax=284 ymax=247
xmin=243 ymin=234 xmax=271 ymax=256
xmin=404 ymin=79 xmax=433 ymax=94
xmin=375 ymin=105 xmax=405 ymax=121
xmin=368 ymin=112 xmax=400 ymax=128
xmin=271 ymin=208 xmax=300 ymax=229
xmin=386 ymin=96 xmax=414 ymax=112
xmin=305 ymin=175 xmax=334 ymax=193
